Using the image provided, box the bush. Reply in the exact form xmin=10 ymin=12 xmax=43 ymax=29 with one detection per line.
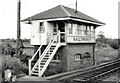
xmin=0 ymin=42 xmax=15 ymax=57
xmin=44 ymin=62 xmax=62 ymax=76
xmin=2 ymin=55 xmax=28 ymax=77
xmin=109 ymin=41 xmax=119 ymax=49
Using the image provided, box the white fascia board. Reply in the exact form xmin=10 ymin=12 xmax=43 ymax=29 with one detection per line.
xmin=23 ymin=17 xmax=104 ymax=26
xmin=71 ymin=18 xmax=104 ymax=26
xmin=38 ymin=18 xmax=104 ymax=26
xmin=36 ymin=17 xmax=71 ymax=22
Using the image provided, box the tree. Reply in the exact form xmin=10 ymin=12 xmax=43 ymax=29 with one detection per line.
xmin=96 ymin=31 xmax=105 ymax=43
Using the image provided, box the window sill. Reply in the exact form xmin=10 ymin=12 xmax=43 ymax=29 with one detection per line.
xmin=74 ymin=59 xmax=82 ymax=62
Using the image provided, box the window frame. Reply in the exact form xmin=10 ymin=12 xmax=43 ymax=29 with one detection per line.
xmin=68 ymin=23 xmax=73 ymax=35
xmin=74 ymin=53 xmax=82 ymax=61
xmin=39 ymin=22 xmax=45 ymax=33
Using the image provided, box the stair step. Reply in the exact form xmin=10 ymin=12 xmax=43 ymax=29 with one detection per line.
xmin=50 ymin=47 xmax=55 ymax=49
xmin=41 ymin=62 xmax=46 ymax=64
xmin=32 ymin=70 xmax=38 ymax=72
xmin=45 ymin=55 xmax=49 ymax=57
xmin=44 ymin=56 xmax=49 ymax=57
xmin=40 ymin=63 xmax=46 ymax=65
xmin=46 ymin=52 xmax=52 ymax=54
xmin=43 ymin=58 xmax=49 ymax=60
xmin=41 ymin=61 xmax=47 ymax=63
xmin=51 ymin=46 xmax=56 ymax=47
xmin=36 ymin=65 xmax=44 ymax=67
xmin=50 ymin=47 xmax=55 ymax=48
xmin=43 ymin=57 xmax=49 ymax=59
xmin=46 ymin=53 xmax=52 ymax=55
xmin=34 ymin=68 xmax=38 ymax=70
xmin=31 ymin=72 xmax=39 ymax=76
xmin=35 ymin=67 xmax=43 ymax=70
xmin=49 ymin=50 xmax=53 ymax=52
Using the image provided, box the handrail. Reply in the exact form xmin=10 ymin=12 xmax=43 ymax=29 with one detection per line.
xmin=29 ymin=32 xmax=53 ymax=75
xmin=32 ymin=31 xmax=60 ymax=71
xmin=41 ymin=31 xmax=60 ymax=59
xmin=29 ymin=32 xmax=53 ymax=62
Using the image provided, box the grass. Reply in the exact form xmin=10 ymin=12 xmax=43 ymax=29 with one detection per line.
xmin=0 ymin=40 xmax=119 ymax=79
xmin=95 ymin=45 xmax=118 ymax=64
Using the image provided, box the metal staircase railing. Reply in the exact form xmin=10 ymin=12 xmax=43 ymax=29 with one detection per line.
xmin=29 ymin=31 xmax=61 ymax=77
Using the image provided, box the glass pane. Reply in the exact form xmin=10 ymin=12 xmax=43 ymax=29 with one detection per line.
xmin=39 ymin=22 xmax=45 ymax=33
xmin=73 ymin=24 xmax=77 ymax=35
xmin=68 ymin=24 xmax=72 ymax=34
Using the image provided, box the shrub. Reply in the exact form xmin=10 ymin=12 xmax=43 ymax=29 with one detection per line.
xmin=2 ymin=55 xmax=28 ymax=77
xmin=44 ymin=62 xmax=62 ymax=76
xmin=109 ymin=41 xmax=119 ymax=49
xmin=0 ymin=42 xmax=15 ymax=57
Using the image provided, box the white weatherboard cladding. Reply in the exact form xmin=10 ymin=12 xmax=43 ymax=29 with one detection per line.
xmin=31 ymin=21 xmax=47 ymax=45
xmin=46 ymin=22 xmax=53 ymax=43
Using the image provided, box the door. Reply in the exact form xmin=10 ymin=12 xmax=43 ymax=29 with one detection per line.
xmin=58 ymin=21 xmax=65 ymax=42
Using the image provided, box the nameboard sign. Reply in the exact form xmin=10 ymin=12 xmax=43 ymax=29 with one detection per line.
xmin=67 ymin=36 xmax=95 ymax=43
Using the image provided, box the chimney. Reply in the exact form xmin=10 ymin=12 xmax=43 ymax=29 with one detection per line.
xmin=75 ymin=0 xmax=77 ymax=13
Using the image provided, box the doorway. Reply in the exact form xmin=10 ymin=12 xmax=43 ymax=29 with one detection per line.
xmin=58 ymin=21 xmax=65 ymax=42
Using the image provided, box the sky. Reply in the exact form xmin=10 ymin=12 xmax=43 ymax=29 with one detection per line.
xmin=0 ymin=0 xmax=119 ymax=39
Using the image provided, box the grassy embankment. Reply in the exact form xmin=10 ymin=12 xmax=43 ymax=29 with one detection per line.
xmin=96 ymin=45 xmax=118 ymax=64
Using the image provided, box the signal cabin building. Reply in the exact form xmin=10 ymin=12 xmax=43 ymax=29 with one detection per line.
xmin=23 ymin=5 xmax=104 ymax=76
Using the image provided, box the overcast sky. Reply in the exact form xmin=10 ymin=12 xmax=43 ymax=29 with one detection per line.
xmin=0 ymin=0 xmax=119 ymax=39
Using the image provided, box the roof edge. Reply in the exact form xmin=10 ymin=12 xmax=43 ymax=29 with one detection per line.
xmin=70 ymin=16 xmax=105 ymax=25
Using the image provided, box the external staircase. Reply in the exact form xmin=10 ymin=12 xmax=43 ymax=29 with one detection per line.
xmin=29 ymin=31 xmax=61 ymax=77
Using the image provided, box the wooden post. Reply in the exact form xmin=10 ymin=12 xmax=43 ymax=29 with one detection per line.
xmin=16 ymin=0 xmax=21 ymax=55
xmin=28 ymin=59 xmax=31 ymax=75
xmin=58 ymin=30 xmax=60 ymax=43
xmin=39 ymin=49 xmax=41 ymax=58
xmin=118 ymin=1 xmax=120 ymax=78
xmin=38 ymin=61 xmax=41 ymax=77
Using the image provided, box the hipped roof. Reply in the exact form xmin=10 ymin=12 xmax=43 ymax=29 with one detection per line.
xmin=23 ymin=5 xmax=105 ymax=25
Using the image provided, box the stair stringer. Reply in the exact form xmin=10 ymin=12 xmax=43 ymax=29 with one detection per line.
xmin=39 ymin=43 xmax=60 ymax=76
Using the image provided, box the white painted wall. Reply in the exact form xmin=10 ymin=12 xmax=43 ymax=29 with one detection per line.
xmin=31 ymin=20 xmax=47 ymax=45
xmin=46 ymin=22 xmax=53 ymax=43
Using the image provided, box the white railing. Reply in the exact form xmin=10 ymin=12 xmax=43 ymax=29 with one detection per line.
xmin=29 ymin=32 xmax=53 ymax=75
xmin=29 ymin=30 xmax=61 ymax=76
xmin=31 ymin=31 xmax=60 ymax=71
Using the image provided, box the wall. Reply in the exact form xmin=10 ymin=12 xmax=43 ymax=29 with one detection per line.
xmin=66 ymin=43 xmax=94 ymax=71
xmin=55 ymin=43 xmax=95 ymax=72
xmin=31 ymin=21 xmax=47 ymax=45
xmin=46 ymin=22 xmax=54 ymax=43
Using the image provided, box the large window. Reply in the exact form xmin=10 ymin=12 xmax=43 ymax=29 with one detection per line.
xmin=39 ymin=22 xmax=45 ymax=33
xmin=68 ymin=23 xmax=95 ymax=37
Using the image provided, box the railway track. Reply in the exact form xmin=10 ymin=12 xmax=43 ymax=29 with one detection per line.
xmin=47 ymin=59 xmax=120 ymax=82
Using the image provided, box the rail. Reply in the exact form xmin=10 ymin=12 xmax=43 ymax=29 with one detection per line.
xmin=29 ymin=31 xmax=61 ymax=75
xmin=32 ymin=31 xmax=60 ymax=72
xmin=46 ymin=59 xmax=120 ymax=81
